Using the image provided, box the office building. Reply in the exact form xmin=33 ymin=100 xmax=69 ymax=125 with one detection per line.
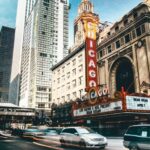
xmin=9 ymin=0 xmax=34 ymax=105
xmin=10 ymin=0 xmax=69 ymax=110
xmin=0 ymin=26 xmax=15 ymax=102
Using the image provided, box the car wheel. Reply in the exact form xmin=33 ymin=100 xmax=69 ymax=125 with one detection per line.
xmin=130 ymin=145 xmax=139 ymax=150
xmin=60 ymin=139 xmax=66 ymax=147
xmin=79 ymin=140 xmax=86 ymax=149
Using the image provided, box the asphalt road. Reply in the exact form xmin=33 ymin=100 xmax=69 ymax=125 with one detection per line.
xmin=0 ymin=136 xmax=128 ymax=150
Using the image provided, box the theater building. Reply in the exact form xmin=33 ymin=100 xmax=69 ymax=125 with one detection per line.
xmin=51 ymin=0 xmax=150 ymax=136
xmin=97 ymin=2 xmax=150 ymax=97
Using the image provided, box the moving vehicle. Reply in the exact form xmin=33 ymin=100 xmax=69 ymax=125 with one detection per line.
xmin=123 ymin=124 xmax=150 ymax=150
xmin=60 ymin=127 xmax=107 ymax=149
xmin=22 ymin=126 xmax=43 ymax=139
xmin=0 ymin=130 xmax=11 ymax=138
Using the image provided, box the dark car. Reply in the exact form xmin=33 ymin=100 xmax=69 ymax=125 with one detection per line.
xmin=123 ymin=124 xmax=150 ymax=150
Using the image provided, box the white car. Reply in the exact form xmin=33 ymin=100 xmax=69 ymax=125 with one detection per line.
xmin=60 ymin=127 xmax=107 ymax=149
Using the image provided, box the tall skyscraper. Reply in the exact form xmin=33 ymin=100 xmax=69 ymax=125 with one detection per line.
xmin=9 ymin=0 xmax=27 ymax=105
xmin=9 ymin=0 xmax=69 ymax=110
xmin=0 ymin=26 xmax=15 ymax=102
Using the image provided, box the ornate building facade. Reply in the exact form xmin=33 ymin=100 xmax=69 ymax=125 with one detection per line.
xmin=97 ymin=2 xmax=150 ymax=97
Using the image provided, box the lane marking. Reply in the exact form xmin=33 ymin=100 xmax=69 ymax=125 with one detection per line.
xmin=33 ymin=142 xmax=64 ymax=150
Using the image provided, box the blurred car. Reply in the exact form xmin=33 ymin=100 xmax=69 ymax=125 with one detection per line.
xmin=123 ymin=124 xmax=150 ymax=150
xmin=44 ymin=128 xmax=59 ymax=136
xmin=44 ymin=127 xmax=63 ymax=134
xmin=11 ymin=128 xmax=24 ymax=136
xmin=60 ymin=127 xmax=107 ymax=149
xmin=33 ymin=128 xmax=61 ymax=144
xmin=22 ymin=127 xmax=43 ymax=139
xmin=0 ymin=130 xmax=11 ymax=138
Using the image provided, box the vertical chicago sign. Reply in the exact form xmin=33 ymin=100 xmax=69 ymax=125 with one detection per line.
xmin=82 ymin=16 xmax=99 ymax=102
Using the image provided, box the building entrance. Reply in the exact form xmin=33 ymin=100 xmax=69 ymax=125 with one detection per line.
xmin=116 ymin=58 xmax=135 ymax=93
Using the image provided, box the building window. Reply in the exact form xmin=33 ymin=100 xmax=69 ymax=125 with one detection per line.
xmin=43 ymin=2 xmax=49 ymax=7
xmin=72 ymin=69 xmax=76 ymax=76
xmin=57 ymin=98 xmax=60 ymax=103
xmin=73 ymin=92 xmax=77 ymax=99
xmin=57 ymin=70 xmax=60 ymax=75
xmin=67 ymin=83 xmax=70 ymax=90
xmin=67 ymin=63 xmax=70 ymax=68
xmin=78 ymin=65 xmax=83 ymax=72
xmin=67 ymin=94 xmax=70 ymax=101
xmin=133 ymin=12 xmax=138 ymax=18
xmin=72 ymin=80 xmax=76 ymax=88
xmin=48 ymin=94 xmax=51 ymax=102
xmin=132 ymin=30 xmax=136 ymax=39
xmin=72 ymin=59 xmax=76 ymax=66
xmin=99 ymin=50 xmax=103 ymax=58
xmin=115 ymin=26 xmax=119 ymax=32
xmin=78 ymin=54 xmax=83 ymax=62
xmin=67 ymin=72 xmax=70 ymax=79
xmin=79 ymin=76 xmax=83 ymax=85
xmin=141 ymin=24 xmax=145 ymax=34
xmin=62 ymin=67 xmax=65 ymax=73
xmin=120 ymin=37 xmax=124 ymax=46
xmin=107 ymin=32 xmax=111 ymax=36
xmin=125 ymin=34 xmax=130 ymax=43
xmin=136 ymin=27 xmax=142 ymax=37
xmin=42 ymin=31 xmax=46 ymax=35
xmin=62 ymin=75 xmax=65 ymax=82
xmin=37 ymin=87 xmax=47 ymax=91
xmin=116 ymin=40 xmax=120 ymax=49
xmin=79 ymin=89 xmax=83 ymax=98
xmin=62 ymin=96 xmax=65 ymax=102
xmin=44 ymin=15 xmax=47 ymax=18
xmin=124 ymin=19 xmax=128 ymax=26
xmin=40 ymin=53 xmax=47 ymax=57
xmin=57 ymin=78 xmax=60 ymax=84
xmin=44 ymin=0 xmax=49 ymax=3
xmin=108 ymin=45 xmax=112 ymax=53
xmin=38 ymin=103 xmax=45 ymax=108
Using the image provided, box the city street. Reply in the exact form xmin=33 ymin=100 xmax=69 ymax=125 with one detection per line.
xmin=0 ymin=136 xmax=128 ymax=150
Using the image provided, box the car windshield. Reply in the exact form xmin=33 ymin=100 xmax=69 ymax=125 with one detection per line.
xmin=77 ymin=128 xmax=96 ymax=134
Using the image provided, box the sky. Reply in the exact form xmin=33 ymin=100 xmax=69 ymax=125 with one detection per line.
xmin=0 ymin=0 xmax=142 ymax=46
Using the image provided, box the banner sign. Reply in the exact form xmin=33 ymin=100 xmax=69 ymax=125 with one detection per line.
xmin=85 ymin=38 xmax=97 ymax=90
xmin=126 ymin=96 xmax=150 ymax=110
xmin=73 ymin=101 xmax=122 ymax=117
xmin=82 ymin=19 xmax=98 ymax=92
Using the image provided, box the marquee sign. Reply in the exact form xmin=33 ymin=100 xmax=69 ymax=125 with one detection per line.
xmin=126 ymin=96 xmax=150 ymax=110
xmin=73 ymin=101 xmax=122 ymax=117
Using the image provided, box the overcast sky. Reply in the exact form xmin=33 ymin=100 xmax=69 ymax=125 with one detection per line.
xmin=0 ymin=0 xmax=142 ymax=46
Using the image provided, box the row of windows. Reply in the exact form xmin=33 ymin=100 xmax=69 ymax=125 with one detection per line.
xmin=55 ymin=55 xmax=83 ymax=76
xmin=55 ymin=65 xmax=83 ymax=84
xmin=54 ymin=76 xmax=84 ymax=92
xmin=99 ymin=24 xmax=145 ymax=58
xmin=55 ymin=89 xmax=84 ymax=102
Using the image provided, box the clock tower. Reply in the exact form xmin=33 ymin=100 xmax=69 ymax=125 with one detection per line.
xmin=74 ymin=0 xmax=99 ymax=46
